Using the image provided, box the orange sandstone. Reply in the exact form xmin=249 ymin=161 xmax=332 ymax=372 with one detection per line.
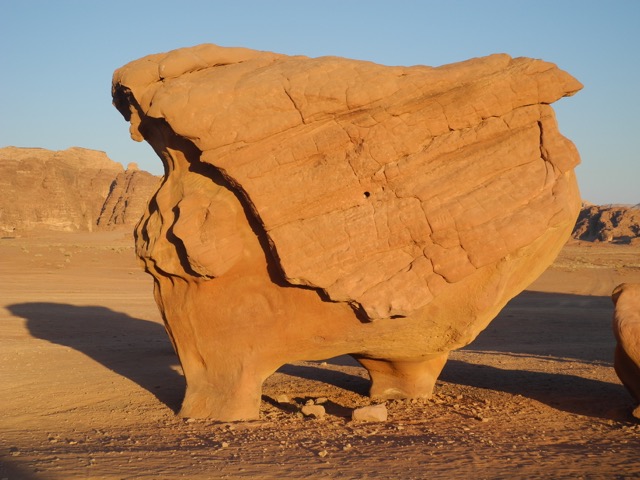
xmin=112 ymin=44 xmax=582 ymax=420
xmin=612 ymin=283 xmax=640 ymax=418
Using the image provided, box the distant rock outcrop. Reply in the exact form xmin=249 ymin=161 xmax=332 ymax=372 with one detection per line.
xmin=573 ymin=204 xmax=640 ymax=244
xmin=0 ymin=146 xmax=159 ymax=233
xmin=97 ymin=164 xmax=160 ymax=230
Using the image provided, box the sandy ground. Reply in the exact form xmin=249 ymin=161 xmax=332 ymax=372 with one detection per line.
xmin=1 ymin=231 xmax=640 ymax=479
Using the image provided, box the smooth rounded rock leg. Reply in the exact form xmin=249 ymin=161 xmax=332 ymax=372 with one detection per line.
xmin=178 ymin=368 xmax=266 ymax=421
xmin=357 ymin=353 xmax=449 ymax=400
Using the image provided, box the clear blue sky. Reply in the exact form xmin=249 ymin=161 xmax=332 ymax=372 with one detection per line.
xmin=1 ymin=1 xmax=638 ymax=204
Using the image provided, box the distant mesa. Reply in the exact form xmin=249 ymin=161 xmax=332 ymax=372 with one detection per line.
xmin=0 ymin=146 xmax=160 ymax=234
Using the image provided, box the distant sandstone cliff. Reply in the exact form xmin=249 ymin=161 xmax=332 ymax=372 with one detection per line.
xmin=0 ymin=146 xmax=159 ymax=233
xmin=573 ymin=203 xmax=640 ymax=244
xmin=96 ymin=165 xmax=160 ymax=230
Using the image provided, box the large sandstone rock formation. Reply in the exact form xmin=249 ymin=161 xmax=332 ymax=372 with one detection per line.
xmin=612 ymin=283 xmax=640 ymax=418
xmin=573 ymin=204 xmax=640 ymax=244
xmin=112 ymin=44 xmax=582 ymax=420
xmin=0 ymin=147 xmax=159 ymax=233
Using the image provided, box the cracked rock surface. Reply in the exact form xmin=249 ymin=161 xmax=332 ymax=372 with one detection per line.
xmin=112 ymin=44 xmax=582 ymax=420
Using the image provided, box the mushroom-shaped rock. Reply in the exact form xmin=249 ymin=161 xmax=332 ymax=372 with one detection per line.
xmin=612 ymin=283 xmax=640 ymax=418
xmin=112 ymin=44 xmax=582 ymax=420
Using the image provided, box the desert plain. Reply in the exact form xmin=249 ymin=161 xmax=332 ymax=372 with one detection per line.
xmin=1 ymin=229 xmax=640 ymax=479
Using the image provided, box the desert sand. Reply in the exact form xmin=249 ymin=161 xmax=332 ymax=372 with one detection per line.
xmin=2 ymin=231 xmax=640 ymax=479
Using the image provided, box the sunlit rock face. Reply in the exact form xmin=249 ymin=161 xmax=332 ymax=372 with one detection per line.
xmin=612 ymin=283 xmax=640 ymax=418
xmin=113 ymin=44 xmax=582 ymax=420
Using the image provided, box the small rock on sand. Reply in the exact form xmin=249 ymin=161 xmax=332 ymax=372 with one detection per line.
xmin=301 ymin=405 xmax=326 ymax=419
xmin=352 ymin=404 xmax=388 ymax=422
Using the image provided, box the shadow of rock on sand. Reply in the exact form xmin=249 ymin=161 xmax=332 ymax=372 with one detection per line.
xmin=277 ymin=360 xmax=370 ymax=397
xmin=468 ymin=291 xmax=617 ymax=364
xmin=0 ymin=459 xmax=38 ymax=480
xmin=7 ymin=290 xmax=631 ymax=421
xmin=8 ymin=302 xmax=184 ymax=412
xmin=441 ymin=290 xmax=633 ymax=421
xmin=441 ymin=360 xmax=632 ymax=421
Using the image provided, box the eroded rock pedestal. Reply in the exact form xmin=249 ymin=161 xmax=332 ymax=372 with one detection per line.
xmin=112 ymin=44 xmax=582 ymax=420
xmin=612 ymin=284 xmax=640 ymax=418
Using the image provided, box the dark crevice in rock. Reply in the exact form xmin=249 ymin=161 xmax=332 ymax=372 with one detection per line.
xmin=188 ymin=155 xmax=290 ymax=286
xmin=189 ymin=154 xmax=372 ymax=323
xmin=133 ymin=114 xmax=373 ymax=321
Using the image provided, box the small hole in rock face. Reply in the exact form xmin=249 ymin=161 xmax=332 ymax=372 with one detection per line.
xmin=363 ymin=191 xmax=371 ymax=198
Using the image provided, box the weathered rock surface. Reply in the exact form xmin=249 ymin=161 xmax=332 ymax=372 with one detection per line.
xmin=112 ymin=44 xmax=582 ymax=420
xmin=573 ymin=204 xmax=640 ymax=244
xmin=612 ymin=283 xmax=640 ymax=418
xmin=0 ymin=147 xmax=159 ymax=233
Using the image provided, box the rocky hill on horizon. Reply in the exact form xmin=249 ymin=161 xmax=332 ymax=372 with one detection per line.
xmin=573 ymin=202 xmax=640 ymax=244
xmin=0 ymin=146 xmax=159 ymax=234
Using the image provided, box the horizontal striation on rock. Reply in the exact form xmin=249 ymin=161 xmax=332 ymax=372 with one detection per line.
xmin=113 ymin=44 xmax=582 ymax=320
